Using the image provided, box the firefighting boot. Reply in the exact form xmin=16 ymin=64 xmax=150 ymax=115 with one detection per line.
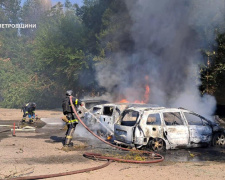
xmin=29 ymin=118 xmax=34 ymax=124
xmin=64 ymin=128 xmax=75 ymax=147
xmin=21 ymin=118 xmax=26 ymax=123
xmin=68 ymin=142 xmax=74 ymax=147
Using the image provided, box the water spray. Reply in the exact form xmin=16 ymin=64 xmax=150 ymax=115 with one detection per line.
xmin=80 ymin=106 xmax=114 ymax=135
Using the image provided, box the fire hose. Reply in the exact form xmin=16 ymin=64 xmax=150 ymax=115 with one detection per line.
xmin=9 ymin=97 xmax=164 ymax=180
xmin=8 ymin=161 xmax=111 ymax=180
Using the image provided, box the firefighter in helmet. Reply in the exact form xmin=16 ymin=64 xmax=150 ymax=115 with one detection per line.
xmin=62 ymin=90 xmax=82 ymax=147
xmin=21 ymin=102 xmax=36 ymax=123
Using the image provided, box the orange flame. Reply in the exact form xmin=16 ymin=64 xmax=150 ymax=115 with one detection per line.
xmin=120 ymin=99 xmax=129 ymax=103
xmin=119 ymin=83 xmax=150 ymax=104
xmin=107 ymin=135 xmax=112 ymax=141
xmin=144 ymin=85 xmax=150 ymax=103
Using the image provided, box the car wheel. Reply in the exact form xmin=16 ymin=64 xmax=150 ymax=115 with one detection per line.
xmin=149 ymin=138 xmax=166 ymax=152
xmin=212 ymin=132 xmax=225 ymax=147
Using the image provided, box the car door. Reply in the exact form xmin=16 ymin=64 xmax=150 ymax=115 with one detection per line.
xmin=162 ymin=110 xmax=189 ymax=146
xmin=114 ymin=110 xmax=140 ymax=144
xmin=139 ymin=112 xmax=163 ymax=138
xmin=99 ymin=105 xmax=115 ymax=132
xmin=183 ymin=112 xmax=212 ymax=144
xmin=84 ymin=106 xmax=103 ymax=126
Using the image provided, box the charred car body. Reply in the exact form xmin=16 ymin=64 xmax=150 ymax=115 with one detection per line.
xmin=114 ymin=106 xmax=225 ymax=151
xmin=84 ymin=103 xmax=130 ymax=135
xmin=81 ymin=99 xmax=109 ymax=109
xmin=78 ymin=99 xmax=109 ymax=118
xmin=83 ymin=103 xmax=158 ymax=135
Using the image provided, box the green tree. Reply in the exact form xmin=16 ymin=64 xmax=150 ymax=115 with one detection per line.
xmin=201 ymin=33 xmax=225 ymax=104
xmin=0 ymin=0 xmax=21 ymax=23
xmin=34 ymin=5 xmax=90 ymax=99
xmin=0 ymin=0 xmax=136 ymax=108
xmin=0 ymin=59 xmax=51 ymax=108
xmin=76 ymin=0 xmax=111 ymax=54
xmin=20 ymin=0 xmax=51 ymax=37
xmin=96 ymin=0 xmax=133 ymax=58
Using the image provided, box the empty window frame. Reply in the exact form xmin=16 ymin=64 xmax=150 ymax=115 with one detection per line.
xmin=147 ymin=113 xmax=161 ymax=125
xmin=120 ymin=110 xmax=139 ymax=126
xmin=163 ymin=112 xmax=184 ymax=125
xmin=103 ymin=106 xmax=114 ymax=116
xmin=92 ymin=107 xmax=102 ymax=114
xmin=184 ymin=113 xmax=203 ymax=125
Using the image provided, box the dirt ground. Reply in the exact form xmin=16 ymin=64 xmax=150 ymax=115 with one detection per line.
xmin=0 ymin=108 xmax=225 ymax=180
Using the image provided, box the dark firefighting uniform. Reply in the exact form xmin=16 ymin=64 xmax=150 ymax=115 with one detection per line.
xmin=64 ymin=96 xmax=81 ymax=146
xmin=22 ymin=102 xmax=36 ymax=123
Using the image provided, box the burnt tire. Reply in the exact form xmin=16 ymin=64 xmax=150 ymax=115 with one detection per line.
xmin=149 ymin=138 xmax=166 ymax=152
xmin=212 ymin=132 xmax=225 ymax=147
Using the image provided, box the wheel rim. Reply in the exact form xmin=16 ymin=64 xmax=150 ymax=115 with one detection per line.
xmin=215 ymin=133 xmax=225 ymax=146
xmin=151 ymin=138 xmax=164 ymax=151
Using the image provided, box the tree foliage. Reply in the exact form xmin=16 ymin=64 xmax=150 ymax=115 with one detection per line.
xmin=200 ymin=33 xmax=225 ymax=103
xmin=0 ymin=0 xmax=225 ymax=108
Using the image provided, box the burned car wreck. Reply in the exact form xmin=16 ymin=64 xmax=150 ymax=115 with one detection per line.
xmin=81 ymin=99 xmax=109 ymax=109
xmin=83 ymin=103 xmax=130 ymax=135
xmin=83 ymin=103 xmax=159 ymax=136
xmin=114 ymin=106 xmax=225 ymax=151
xmin=78 ymin=99 xmax=109 ymax=118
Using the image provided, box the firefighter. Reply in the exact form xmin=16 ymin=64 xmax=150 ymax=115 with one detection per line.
xmin=21 ymin=102 xmax=36 ymax=123
xmin=62 ymin=90 xmax=82 ymax=147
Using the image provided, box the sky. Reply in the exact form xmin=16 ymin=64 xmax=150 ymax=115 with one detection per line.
xmin=21 ymin=0 xmax=83 ymax=6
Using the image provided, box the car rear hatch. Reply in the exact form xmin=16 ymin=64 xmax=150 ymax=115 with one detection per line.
xmin=114 ymin=110 xmax=140 ymax=144
xmin=114 ymin=124 xmax=134 ymax=144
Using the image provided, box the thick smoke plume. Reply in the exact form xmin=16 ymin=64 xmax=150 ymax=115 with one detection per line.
xmin=95 ymin=0 xmax=225 ymax=118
